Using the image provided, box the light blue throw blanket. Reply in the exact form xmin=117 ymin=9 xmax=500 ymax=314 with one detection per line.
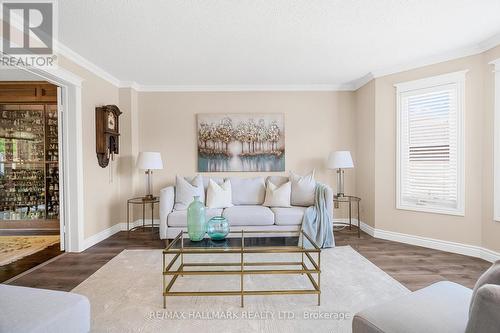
xmin=301 ymin=184 xmax=335 ymax=248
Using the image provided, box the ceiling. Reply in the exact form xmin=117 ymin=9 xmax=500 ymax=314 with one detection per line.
xmin=57 ymin=0 xmax=500 ymax=89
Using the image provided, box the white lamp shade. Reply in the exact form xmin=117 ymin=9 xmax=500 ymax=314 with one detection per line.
xmin=328 ymin=151 xmax=354 ymax=169
xmin=136 ymin=152 xmax=163 ymax=170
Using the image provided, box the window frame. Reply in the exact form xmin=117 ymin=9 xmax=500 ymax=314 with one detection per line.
xmin=492 ymin=59 xmax=500 ymax=221
xmin=395 ymin=71 xmax=466 ymax=216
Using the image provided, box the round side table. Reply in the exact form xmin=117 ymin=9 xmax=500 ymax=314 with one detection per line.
xmin=127 ymin=196 xmax=159 ymax=237
xmin=333 ymin=195 xmax=361 ymax=238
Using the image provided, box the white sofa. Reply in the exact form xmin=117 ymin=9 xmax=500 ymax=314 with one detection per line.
xmin=0 ymin=284 xmax=90 ymax=333
xmin=159 ymin=175 xmax=333 ymax=239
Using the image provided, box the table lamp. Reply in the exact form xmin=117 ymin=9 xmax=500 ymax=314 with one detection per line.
xmin=136 ymin=152 xmax=163 ymax=199
xmin=328 ymin=151 xmax=354 ymax=197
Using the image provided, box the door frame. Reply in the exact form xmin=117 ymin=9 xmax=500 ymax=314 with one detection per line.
xmin=2 ymin=61 xmax=86 ymax=252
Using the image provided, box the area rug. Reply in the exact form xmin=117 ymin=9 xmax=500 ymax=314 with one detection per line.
xmin=0 ymin=236 xmax=59 ymax=266
xmin=73 ymin=246 xmax=409 ymax=333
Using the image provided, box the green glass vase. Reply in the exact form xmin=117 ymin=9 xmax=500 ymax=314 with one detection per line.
xmin=207 ymin=216 xmax=230 ymax=240
xmin=187 ymin=196 xmax=206 ymax=241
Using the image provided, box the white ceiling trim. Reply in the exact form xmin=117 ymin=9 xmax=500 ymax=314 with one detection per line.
xmin=350 ymin=73 xmax=375 ymax=91
xmin=131 ymin=84 xmax=353 ymax=92
xmin=53 ymin=34 xmax=500 ymax=92
xmin=490 ymin=58 xmax=500 ymax=71
xmin=55 ymin=41 xmax=122 ymax=87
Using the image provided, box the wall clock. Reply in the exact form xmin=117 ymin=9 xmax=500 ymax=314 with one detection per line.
xmin=95 ymin=104 xmax=122 ymax=168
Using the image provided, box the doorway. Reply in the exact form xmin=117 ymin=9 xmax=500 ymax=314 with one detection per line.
xmin=0 ymin=80 xmax=64 ymax=282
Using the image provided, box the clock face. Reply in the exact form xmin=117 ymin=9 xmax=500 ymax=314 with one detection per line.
xmin=107 ymin=112 xmax=116 ymax=130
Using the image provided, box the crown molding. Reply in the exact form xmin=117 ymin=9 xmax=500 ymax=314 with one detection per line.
xmin=478 ymin=32 xmax=500 ymax=54
xmin=55 ymin=41 xmax=122 ymax=87
xmin=490 ymin=58 xmax=500 ymax=71
xmin=118 ymin=81 xmax=141 ymax=90
xmin=128 ymin=83 xmax=353 ymax=92
xmin=350 ymin=73 xmax=374 ymax=91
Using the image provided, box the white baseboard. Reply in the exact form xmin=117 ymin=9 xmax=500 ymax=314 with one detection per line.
xmin=82 ymin=219 xmax=159 ymax=251
xmin=335 ymin=218 xmax=500 ymax=263
xmin=480 ymin=247 xmax=500 ymax=263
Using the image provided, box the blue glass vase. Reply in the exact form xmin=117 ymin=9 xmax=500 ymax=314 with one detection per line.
xmin=207 ymin=216 xmax=229 ymax=240
xmin=187 ymin=196 xmax=206 ymax=241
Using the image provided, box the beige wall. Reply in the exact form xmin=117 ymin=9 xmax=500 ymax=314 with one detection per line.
xmin=354 ymin=81 xmax=376 ymax=227
xmin=57 ymin=56 xmax=131 ymax=239
xmin=137 ymin=91 xmax=357 ymax=203
xmin=374 ymin=54 xmax=484 ymax=246
xmin=482 ymin=45 xmax=500 ymax=252
xmin=355 ymin=45 xmax=500 ymax=252
xmin=50 ymin=42 xmax=500 ymax=253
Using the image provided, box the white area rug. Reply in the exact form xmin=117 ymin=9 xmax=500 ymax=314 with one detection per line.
xmin=73 ymin=246 xmax=409 ymax=333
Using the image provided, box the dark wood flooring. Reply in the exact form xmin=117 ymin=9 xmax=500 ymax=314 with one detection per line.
xmin=2 ymin=227 xmax=492 ymax=291
xmin=0 ymin=230 xmax=62 ymax=283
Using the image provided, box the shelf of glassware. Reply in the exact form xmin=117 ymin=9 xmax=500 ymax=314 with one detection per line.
xmin=0 ymin=104 xmax=60 ymax=224
xmin=0 ymin=161 xmax=59 ymax=222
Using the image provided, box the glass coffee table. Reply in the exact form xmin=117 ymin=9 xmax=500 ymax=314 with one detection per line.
xmin=162 ymin=230 xmax=321 ymax=308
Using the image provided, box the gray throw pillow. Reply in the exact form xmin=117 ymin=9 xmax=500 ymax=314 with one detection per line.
xmin=174 ymin=175 xmax=204 ymax=210
xmin=469 ymin=260 xmax=500 ymax=317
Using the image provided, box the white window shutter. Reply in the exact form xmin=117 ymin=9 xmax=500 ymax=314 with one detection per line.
xmin=396 ymin=71 xmax=465 ymax=215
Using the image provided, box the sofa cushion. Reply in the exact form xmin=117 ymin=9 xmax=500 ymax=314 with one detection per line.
xmin=222 ymin=205 xmax=274 ymax=226
xmin=290 ymin=171 xmax=316 ymax=206
xmin=229 ymin=177 xmax=266 ymax=205
xmin=469 ymin=260 xmax=500 ymax=316
xmin=466 ymin=284 xmax=500 ymax=333
xmin=174 ymin=175 xmax=204 ymax=210
xmin=271 ymin=206 xmax=306 ymax=225
xmin=168 ymin=208 xmax=223 ymax=227
xmin=353 ymin=281 xmax=471 ymax=333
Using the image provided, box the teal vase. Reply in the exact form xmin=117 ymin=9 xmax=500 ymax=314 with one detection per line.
xmin=207 ymin=216 xmax=230 ymax=240
xmin=187 ymin=196 xmax=206 ymax=241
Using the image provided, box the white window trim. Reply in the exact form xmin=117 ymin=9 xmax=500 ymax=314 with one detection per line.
xmin=395 ymin=70 xmax=467 ymax=216
xmin=492 ymin=59 xmax=500 ymax=222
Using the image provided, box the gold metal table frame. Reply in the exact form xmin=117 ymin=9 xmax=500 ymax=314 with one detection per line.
xmin=162 ymin=230 xmax=321 ymax=308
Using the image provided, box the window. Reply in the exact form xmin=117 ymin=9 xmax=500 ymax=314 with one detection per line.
xmin=396 ymin=71 xmax=466 ymax=215
xmin=493 ymin=59 xmax=500 ymax=221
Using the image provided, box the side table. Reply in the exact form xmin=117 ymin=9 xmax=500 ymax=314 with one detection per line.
xmin=333 ymin=195 xmax=361 ymax=238
xmin=127 ymin=196 xmax=160 ymax=237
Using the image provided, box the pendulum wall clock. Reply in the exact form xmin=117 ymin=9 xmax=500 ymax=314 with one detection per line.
xmin=95 ymin=105 xmax=122 ymax=168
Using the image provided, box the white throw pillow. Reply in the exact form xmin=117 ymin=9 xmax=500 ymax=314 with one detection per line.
xmin=263 ymin=181 xmax=291 ymax=208
xmin=174 ymin=175 xmax=204 ymax=210
xmin=206 ymin=179 xmax=233 ymax=209
xmin=290 ymin=170 xmax=316 ymax=206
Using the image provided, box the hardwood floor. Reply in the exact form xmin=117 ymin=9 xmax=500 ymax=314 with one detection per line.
xmin=0 ymin=230 xmax=62 ymax=283
xmin=2 ymin=227 xmax=492 ymax=292
xmin=335 ymin=228 xmax=491 ymax=290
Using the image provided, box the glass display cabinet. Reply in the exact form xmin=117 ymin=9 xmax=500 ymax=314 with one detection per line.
xmin=0 ymin=104 xmax=59 ymax=224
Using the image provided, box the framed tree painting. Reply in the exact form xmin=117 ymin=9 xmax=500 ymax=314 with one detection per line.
xmin=197 ymin=113 xmax=285 ymax=172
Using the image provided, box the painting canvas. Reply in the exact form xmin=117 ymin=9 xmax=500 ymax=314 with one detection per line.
xmin=197 ymin=113 xmax=285 ymax=172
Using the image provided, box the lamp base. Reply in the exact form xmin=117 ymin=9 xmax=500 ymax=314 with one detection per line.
xmin=336 ymin=168 xmax=345 ymax=197
xmin=142 ymin=194 xmax=156 ymax=201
